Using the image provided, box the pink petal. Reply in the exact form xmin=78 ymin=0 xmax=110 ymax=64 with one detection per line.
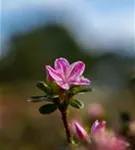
xmin=45 ymin=67 xmax=53 ymax=81
xmin=55 ymin=81 xmax=70 ymax=90
xmin=79 ymin=77 xmax=91 ymax=85
xmin=68 ymin=61 xmax=85 ymax=80
xmin=91 ymin=120 xmax=106 ymax=135
xmin=46 ymin=65 xmax=62 ymax=81
xmin=54 ymin=58 xmax=70 ymax=74
xmin=69 ymin=76 xmax=90 ymax=85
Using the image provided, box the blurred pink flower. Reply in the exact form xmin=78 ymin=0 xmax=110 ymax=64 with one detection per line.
xmin=46 ymin=58 xmax=90 ymax=90
xmin=91 ymin=120 xmax=129 ymax=150
xmin=88 ymin=103 xmax=105 ymax=118
xmin=95 ymin=135 xmax=129 ymax=150
xmin=71 ymin=120 xmax=90 ymax=143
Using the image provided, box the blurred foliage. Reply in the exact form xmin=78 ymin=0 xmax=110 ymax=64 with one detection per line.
xmin=0 ymin=24 xmax=95 ymax=83
xmin=0 ymin=24 xmax=134 ymax=90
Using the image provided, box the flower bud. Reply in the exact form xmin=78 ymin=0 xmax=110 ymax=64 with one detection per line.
xmin=71 ymin=120 xmax=90 ymax=143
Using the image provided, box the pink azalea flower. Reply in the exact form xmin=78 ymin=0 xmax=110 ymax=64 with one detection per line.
xmin=46 ymin=58 xmax=90 ymax=90
xmin=71 ymin=120 xmax=90 ymax=143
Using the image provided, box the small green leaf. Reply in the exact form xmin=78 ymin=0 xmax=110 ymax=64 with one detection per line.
xmin=77 ymin=87 xmax=92 ymax=93
xmin=36 ymin=81 xmax=49 ymax=93
xmin=27 ymin=95 xmax=52 ymax=102
xmin=39 ymin=103 xmax=58 ymax=114
xmin=68 ymin=87 xmax=92 ymax=97
xmin=28 ymin=95 xmax=59 ymax=103
xmin=70 ymin=99 xmax=84 ymax=109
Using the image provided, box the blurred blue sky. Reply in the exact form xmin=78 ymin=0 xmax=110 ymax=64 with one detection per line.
xmin=1 ymin=0 xmax=135 ymax=56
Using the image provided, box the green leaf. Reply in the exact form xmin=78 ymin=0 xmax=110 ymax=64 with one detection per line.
xmin=77 ymin=87 xmax=92 ymax=93
xmin=70 ymin=99 xmax=84 ymax=109
xmin=68 ymin=87 xmax=92 ymax=97
xmin=36 ymin=81 xmax=49 ymax=93
xmin=46 ymin=80 xmax=60 ymax=94
xmin=27 ymin=95 xmax=52 ymax=102
xmin=28 ymin=95 xmax=59 ymax=103
xmin=39 ymin=104 xmax=58 ymax=114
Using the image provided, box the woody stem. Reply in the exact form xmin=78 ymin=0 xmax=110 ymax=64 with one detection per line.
xmin=61 ymin=110 xmax=72 ymax=143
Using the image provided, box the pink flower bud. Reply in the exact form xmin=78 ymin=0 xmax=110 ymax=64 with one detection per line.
xmin=71 ymin=120 xmax=90 ymax=143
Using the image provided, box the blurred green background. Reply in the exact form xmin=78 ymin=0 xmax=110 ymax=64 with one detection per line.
xmin=0 ymin=0 xmax=135 ymax=149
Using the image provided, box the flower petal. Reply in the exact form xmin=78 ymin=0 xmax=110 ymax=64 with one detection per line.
xmin=55 ymin=58 xmax=70 ymax=74
xmin=69 ymin=76 xmax=90 ymax=85
xmin=55 ymin=81 xmax=70 ymax=90
xmin=91 ymin=120 xmax=106 ymax=136
xmin=79 ymin=77 xmax=91 ymax=85
xmin=68 ymin=61 xmax=85 ymax=80
xmin=46 ymin=65 xmax=62 ymax=81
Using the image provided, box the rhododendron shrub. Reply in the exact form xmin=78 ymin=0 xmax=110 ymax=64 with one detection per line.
xmin=28 ymin=58 xmax=134 ymax=150
xmin=28 ymin=58 xmax=91 ymax=143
